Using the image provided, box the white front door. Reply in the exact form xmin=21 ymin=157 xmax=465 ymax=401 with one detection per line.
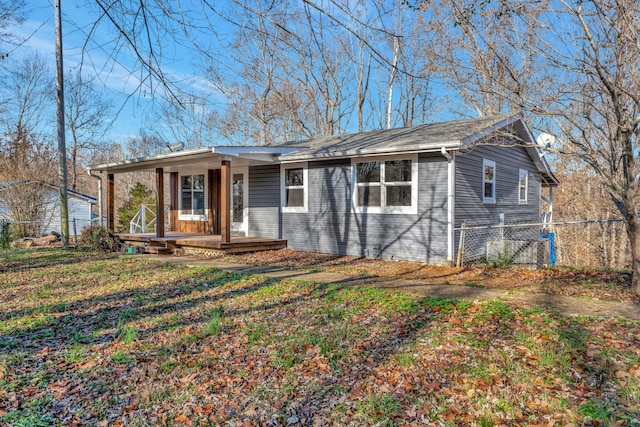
xmin=231 ymin=167 xmax=249 ymax=236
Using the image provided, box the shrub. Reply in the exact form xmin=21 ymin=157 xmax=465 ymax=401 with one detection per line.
xmin=78 ymin=226 xmax=119 ymax=252
xmin=117 ymin=182 xmax=155 ymax=233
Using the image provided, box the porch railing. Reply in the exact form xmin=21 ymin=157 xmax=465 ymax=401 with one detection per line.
xmin=129 ymin=204 xmax=170 ymax=233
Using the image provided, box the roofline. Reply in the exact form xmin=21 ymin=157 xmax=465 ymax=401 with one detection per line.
xmin=86 ymin=117 xmax=558 ymax=186
xmin=458 ymin=116 xmax=559 ymax=187
xmin=512 ymin=117 xmax=560 ymax=187
xmin=0 ymin=181 xmax=97 ymax=203
xmin=278 ymin=141 xmax=462 ymax=162
xmin=67 ymin=189 xmax=98 ymax=203
xmin=87 ymin=147 xmax=215 ymax=173
xmin=459 ymin=115 xmax=520 ymax=147
xmin=87 ymin=146 xmax=301 ymax=174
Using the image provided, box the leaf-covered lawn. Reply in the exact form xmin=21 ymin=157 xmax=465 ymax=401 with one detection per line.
xmin=221 ymin=249 xmax=639 ymax=304
xmin=1 ymin=249 xmax=639 ymax=426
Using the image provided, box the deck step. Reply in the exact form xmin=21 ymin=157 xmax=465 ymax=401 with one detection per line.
xmin=141 ymin=245 xmax=172 ymax=255
xmin=117 ymin=233 xmax=287 ymax=255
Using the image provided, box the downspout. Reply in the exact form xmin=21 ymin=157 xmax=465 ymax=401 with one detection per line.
xmin=548 ymin=187 xmax=553 ymax=224
xmin=441 ymin=147 xmax=455 ymax=266
xmin=88 ymin=170 xmax=103 ymax=227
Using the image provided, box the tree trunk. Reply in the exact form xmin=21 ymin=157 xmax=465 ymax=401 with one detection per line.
xmin=71 ymin=146 xmax=77 ymax=191
xmin=628 ymin=216 xmax=640 ymax=295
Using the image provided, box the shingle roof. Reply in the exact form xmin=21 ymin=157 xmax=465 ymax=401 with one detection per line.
xmin=277 ymin=115 xmax=511 ymax=161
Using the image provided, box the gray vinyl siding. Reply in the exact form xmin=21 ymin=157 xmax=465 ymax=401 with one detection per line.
xmin=454 ymin=144 xmax=542 ymax=227
xmin=248 ymin=164 xmax=281 ymax=238
xmin=281 ymin=154 xmax=449 ymax=263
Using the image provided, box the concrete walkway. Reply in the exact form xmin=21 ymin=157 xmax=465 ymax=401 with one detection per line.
xmin=133 ymin=254 xmax=640 ymax=321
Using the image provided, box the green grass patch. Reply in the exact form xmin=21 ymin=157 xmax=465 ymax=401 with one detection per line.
xmin=245 ymin=322 xmax=268 ymax=344
xmin=357 ymin=393 xmax=402 ymax=425
xmin=110 ymin=350 xmax=133 ymax=364
xmin=2 ymin=408 xmax=55 ymax=427
xmin=201 ymin=307 xmax=224 ymax=337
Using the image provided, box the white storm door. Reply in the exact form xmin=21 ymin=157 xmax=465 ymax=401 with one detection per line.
xmin=231 ymin=167 xmax=249 ymax=236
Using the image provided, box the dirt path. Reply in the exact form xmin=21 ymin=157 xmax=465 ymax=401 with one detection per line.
xmin=135 ymin=255 xmax=640 ymax=321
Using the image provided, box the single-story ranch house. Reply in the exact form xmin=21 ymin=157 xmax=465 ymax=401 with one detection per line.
xmin=88 ymin=115 xmax=558 ymax=265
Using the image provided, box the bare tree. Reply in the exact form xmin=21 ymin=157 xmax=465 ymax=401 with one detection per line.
xmin=0 ymin=54 xmax=54 ymax=142
xmin=426 ymin=0 xmax=640 ymax=293
xmin=553 ymin=161 xmax=630 ymax=269
xmin=0 ymin=139 xmax=57 ymax=237
xmin=81 ymin=0 xmax=435 ymax=144
xmin=0 ymin=0 xmax=27 ymax=60
xmin=0 ymin=54 xmax=57 ymax=237
xmin=545 ymin=0 xmax=640 ymax=294
xmin=125 ymin=131 xmax=166 ymax=158
xmin=158 ymin=92 xmax=218 ymax=149
xmin=205 ymin=0 xmax=354 ymax=144
xmin=367 ymin=6 xmax=438 ymax=129
xmin=64 ymin=68 xmax=113 ymax=191
xmin=422 ymin=0 xmax=545 ymax=118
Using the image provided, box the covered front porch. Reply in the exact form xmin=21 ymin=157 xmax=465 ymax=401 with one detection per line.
xmin=88 ymin=145 xmax=296 ymax=255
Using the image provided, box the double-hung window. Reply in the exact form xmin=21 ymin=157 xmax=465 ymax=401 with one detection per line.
xmin=281 ymin=163 xmax=308 ymax=213
xmin=482 ymin=159 xmax=496 ymax=204
xmin=352 ymin=155 xmax=418 ymax=214
xmin=180 ymin=174 xmax=206 ymax=219
xmin=518 ymin=168 xmax=528 ymax=204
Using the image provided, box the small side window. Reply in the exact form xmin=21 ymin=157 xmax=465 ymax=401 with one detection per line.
xmin=518 ymin=169 xmax=528 ymax=204
xmin=281 ymin=163 xmax=308 ymax=213
xmin=482 ymin=159 xmax=496 ymax=204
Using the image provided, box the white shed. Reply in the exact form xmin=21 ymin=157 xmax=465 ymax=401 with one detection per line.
xmin=0 ymin=181 xmax=97 ymax=236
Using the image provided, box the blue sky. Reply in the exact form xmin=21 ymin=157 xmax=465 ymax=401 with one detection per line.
xmin=5 ymin=0 xmax=221 ymax=143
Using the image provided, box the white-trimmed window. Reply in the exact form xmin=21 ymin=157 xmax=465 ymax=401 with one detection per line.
xmin=518 ymin=168 xmax=528 ymax=204
xmin=352 ymin=155 xmax=418 ymax=214
xmin=281 ymin=163 xmax=308 ymax=213
xmin=179 ymin=174 xmax=206 ymax=220
xmin=483 ymin=159 xmax=496 ymax=204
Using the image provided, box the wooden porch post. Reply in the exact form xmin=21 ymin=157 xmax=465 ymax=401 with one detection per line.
xmin=169 ymin=172 xmax=178 ymax=232
xmin=212 ymin=169 xmax=221 ymax=234
xmin=107 ymin=173 xmax=115 ymax=233
xmin=156 ymin=168 xmax=165 ymax=238
xmin=207 ymin=170 xmax=215 ymax=234
xmin=221 ymin=160 xmax=231 ymax=243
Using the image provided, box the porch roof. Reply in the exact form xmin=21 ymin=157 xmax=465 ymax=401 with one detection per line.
xmin=87 ymin=146 xmax=300 ymax=174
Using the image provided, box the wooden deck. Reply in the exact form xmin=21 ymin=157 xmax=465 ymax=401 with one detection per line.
xmin=116 ymin=232 xmax=287 ymax=254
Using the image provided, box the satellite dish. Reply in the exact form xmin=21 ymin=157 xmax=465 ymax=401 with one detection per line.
xmin=166 ymin=141 xmax=185 ymax=153
xmin=536 ymin=133 xmax=555 ymax=148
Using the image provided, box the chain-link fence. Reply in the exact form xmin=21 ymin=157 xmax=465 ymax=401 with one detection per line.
xmin=552 ymin=219 xmax=629 ymax=270
xmin=456 ymin=220 xmax=548 ymax=268
xmin=456 ymin=218 xmax=629 ymax=270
